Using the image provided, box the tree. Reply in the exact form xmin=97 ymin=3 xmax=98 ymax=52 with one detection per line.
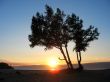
xmin=28 ymin=5 xmax=99 ymax=71
xmin=71 ymin=16 xmax=99 ymax=70
xmin=28 ymin=5 xmax=74 ymax=70
xmin=66 ymin=13 xmax=99 ymax=70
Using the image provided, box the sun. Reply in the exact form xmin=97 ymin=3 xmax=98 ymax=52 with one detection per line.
xmin=48 ymin=58 xmax=58 ymax=68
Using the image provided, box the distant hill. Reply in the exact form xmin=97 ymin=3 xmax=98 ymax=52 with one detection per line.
xmin=14 ymin=62 xmax=110 ymax=70
xmin=83 ymin=62 xmax=110 ymax=70
xmin=0 ymin=62 xmax=14 ymax=69
xmin=0 ymin=59 xmax=30 ymax=66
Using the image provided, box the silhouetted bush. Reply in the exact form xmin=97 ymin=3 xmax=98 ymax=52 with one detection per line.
xmin=0 ymin=62 xmax=14 ymax=69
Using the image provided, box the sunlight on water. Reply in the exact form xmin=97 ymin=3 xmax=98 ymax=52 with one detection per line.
xmin=50 ymin=68 xmax=60 ymax=74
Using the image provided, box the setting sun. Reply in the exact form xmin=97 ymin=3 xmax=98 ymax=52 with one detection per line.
xmin=48 ymin=58 xmax=58 ymax=68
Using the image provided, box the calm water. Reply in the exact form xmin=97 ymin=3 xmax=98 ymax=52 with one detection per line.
xmin=14 ymin=62 xmax=110 ymax=70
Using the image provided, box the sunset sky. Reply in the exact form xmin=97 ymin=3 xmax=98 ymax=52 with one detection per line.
xmin=0 ymin=0 xmax=110 ymax=65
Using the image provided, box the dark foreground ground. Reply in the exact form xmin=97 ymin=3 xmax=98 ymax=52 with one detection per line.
xmin=0 ymin=69 xmax=110 ymax=82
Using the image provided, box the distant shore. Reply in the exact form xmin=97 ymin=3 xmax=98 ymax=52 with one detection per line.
xmin=14 ymin=62 xmax=110 ymax=70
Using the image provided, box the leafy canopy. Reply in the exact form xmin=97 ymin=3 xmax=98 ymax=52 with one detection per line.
xmin=29 ymin=5 xmax=72 ymax=50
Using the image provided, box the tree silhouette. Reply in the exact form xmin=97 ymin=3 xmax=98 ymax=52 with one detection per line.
xmin=66 ymin=13 xmax=99 ymax=70
xmin=28 ymin=5 xmax=74 ymax=70
xmin=71 ymin=17 xmax=99 ymax=70
xmin=28 ymin=5 xmax=99 ymax=71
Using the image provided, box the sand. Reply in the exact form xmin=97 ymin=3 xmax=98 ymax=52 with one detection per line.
xmin=0 ymin=69 xmax=110 ymax=82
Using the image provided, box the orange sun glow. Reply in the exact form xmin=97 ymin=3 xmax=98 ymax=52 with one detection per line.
xmin=48 ymin=58 xmax=58 ymax=68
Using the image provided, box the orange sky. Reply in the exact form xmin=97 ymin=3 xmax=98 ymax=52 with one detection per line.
xmin=0 ymin=0 xmax=110 ymax=66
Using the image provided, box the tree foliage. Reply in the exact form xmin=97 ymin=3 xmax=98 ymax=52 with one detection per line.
xmin=29 ymin=5 xmax=68 ymax=49
xmin=66 ymin=13 xmax=99 ymax=70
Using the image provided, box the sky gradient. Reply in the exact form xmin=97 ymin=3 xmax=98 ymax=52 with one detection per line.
xmin=0 ymin=0 xmax=110 ymax=65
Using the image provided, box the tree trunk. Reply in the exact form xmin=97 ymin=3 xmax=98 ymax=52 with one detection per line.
xmin=76 ymin=51 xmax=79 ymax=63
xmin=59 ymin=47 xmax=70 ymax=69
xmin=65 ymin=45 xmax=74 ymax=70
xmin=76 ymin=51 xmax=80 ymax=67
xmin=76 ymin=51 xmax=83 ymax=70
xmin=79 ymin=51 xmax=81 ymax=63
xmin=77 ymin=51 xmax=83 ymax=70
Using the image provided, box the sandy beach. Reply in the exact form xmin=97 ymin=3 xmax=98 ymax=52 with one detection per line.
xmin=0 ymin=69 xmax=110 ymax=82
